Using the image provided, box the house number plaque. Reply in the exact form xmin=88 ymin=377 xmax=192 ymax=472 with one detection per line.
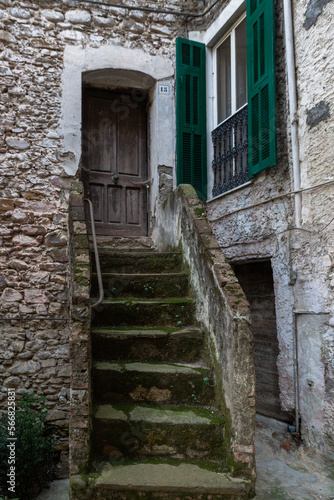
xmin=158 ymin=84 xmax=170 ymax=95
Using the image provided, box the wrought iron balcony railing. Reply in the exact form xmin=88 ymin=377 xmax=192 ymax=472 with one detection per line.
xmin=212 ymin=104 xmax=248 ymax=197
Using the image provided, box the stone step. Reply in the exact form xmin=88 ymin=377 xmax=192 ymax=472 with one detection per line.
xmin=93 ymin=251 xmax=183 ymax=274
xmin=91 ymin=237 xmax=155 ymax=251
xmin=91 ymin=327 xmax=204 ymax=363
xmin=92 ymin=298 xmax=196 ymax=327
xmin=91 ymin=272 xmax=190 ymax=298
xmin=71 ymin=463 xmax=250 ymax=499
xmin=93 ymin=362 xmax=215 ymax=406
xmin=92 ymin=404 xmax=225 ymax=461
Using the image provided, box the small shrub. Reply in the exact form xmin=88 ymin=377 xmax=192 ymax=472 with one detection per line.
xmin=0 ymin=393 xmax=56 ymax=500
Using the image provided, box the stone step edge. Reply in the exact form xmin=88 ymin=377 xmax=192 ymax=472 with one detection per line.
xmin=93 ymin=361 xmax=209 ymax=375
xmin=71 ymin=463 xmax=250 ymax=496
xmin=95 ymin=251 xmax=182 ymax=256
xmin=91 ymin=326 xmax=203 ymax=338
xmin=91 ymin=272 xmax=189 ymax=279
xmin=94 ymin=404 xmax=223 ymax=426
xmin=92 ymin=271 xmax=188 ymax=278
xmin=96 ymin=298 xmax=194 ymax=305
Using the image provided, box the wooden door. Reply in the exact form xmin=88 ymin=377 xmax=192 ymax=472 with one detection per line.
xmin=234 ymin=261 xmax=293 ymax=423
xmin=82 ymin=88 xmax=148 ymax=236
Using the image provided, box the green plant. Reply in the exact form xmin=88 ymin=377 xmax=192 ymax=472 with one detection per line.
xmin=0 ymin=393 xmax=56 ymax=500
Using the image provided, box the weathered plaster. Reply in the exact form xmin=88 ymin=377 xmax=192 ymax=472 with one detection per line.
xmin=306 ymin=100 xmax=331 ymax=129
xmin=297 ymin=314 xmax=329 ymax=449
xmin=204 ymin=0 xmax=334 ymax=465
xmin=303 ymin=0 xmax=333 ymax=30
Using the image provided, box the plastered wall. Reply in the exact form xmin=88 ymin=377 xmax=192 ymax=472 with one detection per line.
xmin=205 ymin=0 xmax=334 ymax=464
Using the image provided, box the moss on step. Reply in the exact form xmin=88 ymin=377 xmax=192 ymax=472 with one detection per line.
xmin=93 ymin=299 xmax=196 ymax=328
xmin=93 ymin=407 xmax=226 ymax=462
xmin=93 ymin=361 xmax=215 ymax=406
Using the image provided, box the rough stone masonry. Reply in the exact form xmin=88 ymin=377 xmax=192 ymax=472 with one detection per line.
xmin=0 ymin=0 xmax=202 ymax=476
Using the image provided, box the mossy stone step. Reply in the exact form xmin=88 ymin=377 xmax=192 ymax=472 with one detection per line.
xmin=93 ymin=404 xmax=225 ymax=461
xmin=91 ymin=272 xmax=189 ymax=298
xmin=71 ymin=463 xmax=250 ymax=499
xmin=92 ymin=298 xmax=195 ymax=327
xmin=93 ymin=362 xmax=215 ymax=406
xmin=94 ymin=251 xmax=183 ymax=274
xmin=92 ymin=327 xmax=204 ymax=363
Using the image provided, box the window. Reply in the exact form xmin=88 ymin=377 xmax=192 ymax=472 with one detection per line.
xmin=212 ymin=15 xmax=249 ymax=196
xmin=176 ymin=0 xmax=277 ymax=200
xmin=215 ymin=16 xmax=247 ymax=125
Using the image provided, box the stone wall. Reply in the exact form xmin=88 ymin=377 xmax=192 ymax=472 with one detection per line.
xmin=0 ymin=0 xmax=198 ymax=475
xmin=68 ymin=180 xmax=91 ymax=475
xmin=153 ymin=185 xmax=256 ymax=480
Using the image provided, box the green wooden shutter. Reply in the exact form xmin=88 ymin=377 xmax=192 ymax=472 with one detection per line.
xmin=176 ymin=38 xmax=207 ymax=200
xmin=247 ymin=0 xmax=277 ymax=177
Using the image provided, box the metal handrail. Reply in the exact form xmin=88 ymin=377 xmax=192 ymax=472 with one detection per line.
xmin=84 ymin=198 xmax=104 ymax=309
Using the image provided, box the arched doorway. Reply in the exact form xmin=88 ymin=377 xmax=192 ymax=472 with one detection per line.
xmin=81 ymin=70 xmax=155 ymax=236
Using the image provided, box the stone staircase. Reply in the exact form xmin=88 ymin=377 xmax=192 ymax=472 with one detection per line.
xmin=71 ymin=244 xmax=250 ymax=499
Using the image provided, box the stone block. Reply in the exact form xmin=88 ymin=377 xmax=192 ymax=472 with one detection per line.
xmin=0 ymin=198 xmax=14 ymax=211
xmin=2 ymin=288 xmax=23 ymax=302
xmin=65 ymin=10 xmax=91 ymax=25
xmin=122 ymin=20 xmax=145 ymax=34
xmin=194 ymin=219 xmax=212 ymax=234
xmin=41 ymin=358 xmax=57 ymax=368
xmin=12 ymin=234 xmax=40 ymax=247
xmin=93 ymin=15 xmax=115 ymax=27
xmin=70 ymin=193 xmax=84 ymax=208
xmin=45 ymin=230 xmax=67 ymax=247
xmin=9 ymin=259 xmax=29 ymax=270
xmin=41 ymin=9 xmax=64 ymax=23
xmin=10 ymin=7 xmax=30 ymax=19
xmin=0 ymin=227 xmax=12 ymax=236
xmin=72 ymin=206 xmax=85 ymax=221
xmin=21 ymin=225 xmax=47 ymax=235
xmin=24 ymin=289 xmax=49 ymax=304
xmin=0 ymin=29 xmax=15 ymax=43
xmin=9 ymin=360 xmax=41 ymax=375
xmin=5 ymin=137 xmax=30 ymax=150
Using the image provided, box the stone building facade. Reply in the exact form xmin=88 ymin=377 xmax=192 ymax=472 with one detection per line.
xmin=0 ymin=0 xmax=333 ymax=482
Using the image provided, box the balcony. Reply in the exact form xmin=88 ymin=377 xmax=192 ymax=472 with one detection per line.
xmin=212 ymin=104 xmax=248 ymax=197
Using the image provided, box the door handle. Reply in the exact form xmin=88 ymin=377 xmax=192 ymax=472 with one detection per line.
xmin=112 ymin=173 xmax=119 ymax=184
xmin=130 ymin=179 xmax=151 ymax=189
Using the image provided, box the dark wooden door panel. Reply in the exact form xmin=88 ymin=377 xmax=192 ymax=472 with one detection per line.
xmin=234 ymin=261 xmax=293 ymax=423
xmin=107 ymin=186 xmax=122 ymax=223
xmin=82 ymin=88 xmax=148 ymax=236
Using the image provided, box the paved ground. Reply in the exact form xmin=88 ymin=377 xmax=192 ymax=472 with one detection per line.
xmin=254 ymin=415 xmax=334 ymax=499
xmin=36 ymin=478 xmax=69 ymax=500
xmin=36 ymin=416 xmax=334 ymax=500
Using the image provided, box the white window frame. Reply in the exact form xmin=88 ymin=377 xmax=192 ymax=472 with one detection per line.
xmin=213 ymin=12 xmax=247 ymax=128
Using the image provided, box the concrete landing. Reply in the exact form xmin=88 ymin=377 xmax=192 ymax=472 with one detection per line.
xmin=95 ymin=463 xmax=249 ymax=496
xmin=254 ymin=416 xmax=334 ymax=499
